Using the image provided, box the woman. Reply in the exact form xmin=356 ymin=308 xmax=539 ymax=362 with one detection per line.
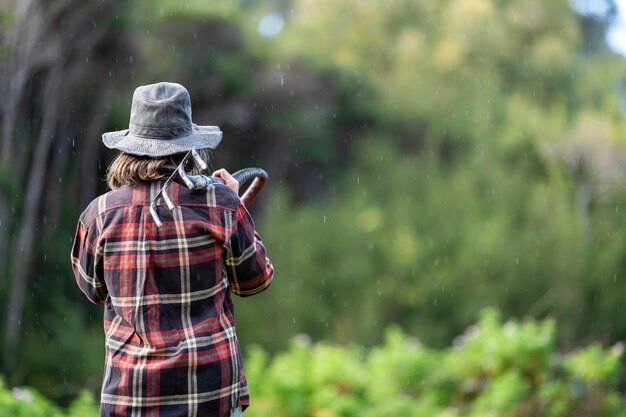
xmin=71 ymin=82 xmax=274 ymax=417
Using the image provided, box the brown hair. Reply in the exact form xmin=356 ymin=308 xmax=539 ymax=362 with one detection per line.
xmin=106 ymin=149 xmax=211 ymax=190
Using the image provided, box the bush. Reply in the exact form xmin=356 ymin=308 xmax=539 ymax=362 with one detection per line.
xmin=1 ymin=311 xmax=624 ymax=416
xmin=245 ymin=309 xmax=626 ymax=417
xmin=0 ymin=378 xmax=99 ymax=417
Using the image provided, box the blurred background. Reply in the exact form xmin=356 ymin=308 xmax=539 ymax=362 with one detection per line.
xmin=3 ymin=0 xmax=626 ymax=415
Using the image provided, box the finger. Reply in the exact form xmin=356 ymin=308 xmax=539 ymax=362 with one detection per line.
xmin=212 ymin=169 xmax=239 ymax=193
xmin=213 ymin=169 xmax=233 ymax=181
xmin=212 ymin=168 xmax=226 ymax=178
xmin=213 ymin=169 xmax=235 ymax=185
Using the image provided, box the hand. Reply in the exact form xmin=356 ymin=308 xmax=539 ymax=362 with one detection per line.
xmin=212 ymin=169 xmax=239 ymax=194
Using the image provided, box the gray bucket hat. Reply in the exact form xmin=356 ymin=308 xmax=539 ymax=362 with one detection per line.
xmin=102 ymin=82 xmax=222 ymax=157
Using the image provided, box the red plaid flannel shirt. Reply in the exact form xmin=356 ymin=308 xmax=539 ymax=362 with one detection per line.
xmin=71 ymin=180 xmax=274 ymax=417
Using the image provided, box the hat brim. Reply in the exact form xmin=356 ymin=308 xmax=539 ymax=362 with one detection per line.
xmin=102 ymin=124 xmax=222 ymax=157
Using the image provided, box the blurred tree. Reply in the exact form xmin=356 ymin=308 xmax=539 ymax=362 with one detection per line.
xmin=231 ymin=0 xmax=626 ymax=351
xmin=572 ymin=0 xmax=617 ymax=51
xmin=0 ymin=0 xmax=135 ymax=379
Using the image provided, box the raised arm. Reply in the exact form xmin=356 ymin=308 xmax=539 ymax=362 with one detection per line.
xmin=225 ymin=201 xmax=274 ymax=297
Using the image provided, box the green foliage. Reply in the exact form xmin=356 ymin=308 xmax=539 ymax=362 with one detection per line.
xmin=253 ymin=0 xmax=604 ymax=136
xmin=239 ymin=133 xmax=626 ymax=350
xmin=230 ymin=0 xmax=626 ymax=354
xmin=3 ymin=312 xmax=622 ymax=417
xmin=0 ymin=378 xmax=98 ymax=417
xmin=245 ymin=310 xmax=626 ymax=417
xmin=65 ymin=391 xmax=100 ymax=417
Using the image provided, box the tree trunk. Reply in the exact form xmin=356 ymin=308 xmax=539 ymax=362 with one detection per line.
xmin=0 ymin=0 xmax=131 ymax=376
xmin=3 ymin=59 xmax=63 ymax=371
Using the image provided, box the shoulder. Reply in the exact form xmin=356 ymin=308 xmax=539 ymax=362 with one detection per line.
xmin=212 ymin=184 xmax=241 ymax=211
xmin=182 ymin=183 xmax=241 ymax=212
xmin=78 ymin=187 xmax=133 ymax=227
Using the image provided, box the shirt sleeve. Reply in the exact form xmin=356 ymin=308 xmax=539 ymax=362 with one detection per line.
xmin=225 ymin=201 xmax=274 ymax=297
xmin=71 ymin=219 xmax=108 ymax=304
